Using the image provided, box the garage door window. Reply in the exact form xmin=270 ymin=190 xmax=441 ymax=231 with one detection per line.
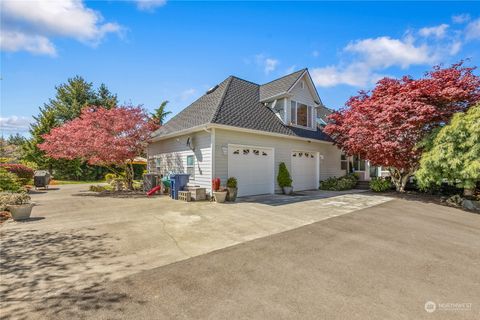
xmin=186 ymin=155 xmax=195 ymax=179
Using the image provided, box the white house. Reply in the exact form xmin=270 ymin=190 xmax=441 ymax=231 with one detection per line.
xmin=147 ymin=68 xmax=371 ymax=196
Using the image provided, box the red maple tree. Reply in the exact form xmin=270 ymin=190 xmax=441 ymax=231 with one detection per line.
xmin=324 ymin=62 xmax=480 ymax=192
xmin=39 ymin=106 xmax=158 ymax=189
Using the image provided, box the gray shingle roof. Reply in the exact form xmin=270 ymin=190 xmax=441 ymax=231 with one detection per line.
xmin=259 ymin=69 xmax=306 ymax=101
xmin=153 ymin=69 xmax=332 ymax=142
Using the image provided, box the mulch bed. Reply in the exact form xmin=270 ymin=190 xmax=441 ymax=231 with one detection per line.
xmin=74 ymin=190 xmax=164 ymax=199
xmin=0 ymin=211 xmax=11 ymax=224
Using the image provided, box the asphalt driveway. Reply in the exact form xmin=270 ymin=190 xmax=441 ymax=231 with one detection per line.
xmin=0 ymin=184 xmax=391 ymax=319
xmin=28 ymin=197 xmax=480 ymax=320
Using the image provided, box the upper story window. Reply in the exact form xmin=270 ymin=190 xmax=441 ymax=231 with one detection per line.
xmin=290 ymin=100 xmax=313 ymax=128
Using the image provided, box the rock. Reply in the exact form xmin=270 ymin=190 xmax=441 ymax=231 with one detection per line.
xmin=462 ymin=199 xmax=480 ymax=212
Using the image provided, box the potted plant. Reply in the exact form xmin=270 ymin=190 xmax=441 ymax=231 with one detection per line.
xmin=212 ymin=178 xmax=227 ymax=203
xmin=277 ymin=162 xmax=293 ymax=195
xmin=226 ymin=177 xmax=238 ymax=202
xmin=0 ymin=192 xmax=34 ymax=221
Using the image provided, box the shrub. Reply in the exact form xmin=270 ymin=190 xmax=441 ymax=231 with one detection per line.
xmin=369 ymin=177 xmax=393 ymax=192
xmin=277 ymin=162 xmax=292 ymax=188
xmin=0 ymin=168 xmax=22 ymax=192
xmin=226 ymin=177 xmax=237 ymax=188
xmin=89 ymin=185 xmax=113 ymax=192
xmin=0 ymin=164 xmax=34 ymax=185
xmin=320 ymin=173 xmax=358 ymax=191
xmin=105 ymin=173 xmax=117 ymax=183
xmin=0 ymin=192 xmax=31 ymax=210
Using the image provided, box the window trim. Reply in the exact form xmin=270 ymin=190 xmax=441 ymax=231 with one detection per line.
xmin=186 ymin=155 xmax=195 ymax=179
xmin=290 ymin=100 xmax=314 ymax=130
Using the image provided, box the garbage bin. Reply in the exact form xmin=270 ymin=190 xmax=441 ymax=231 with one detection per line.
xmin=170 ymin=174 xmax=190 ymax=200
xmin=34 ymin=170 xmax=51 ymax=189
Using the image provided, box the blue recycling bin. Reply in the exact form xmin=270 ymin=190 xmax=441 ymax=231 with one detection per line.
xmin=169 ymin=174 xmax=190 ymax=200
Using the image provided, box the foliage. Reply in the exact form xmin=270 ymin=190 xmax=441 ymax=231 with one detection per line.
xmin=19 ymin=160 xmax=38 ymax=170
xmin=320 ymin=173 xmax=358 ymax=191
xmin=0 ymin=168 xmax=22 ymax=192
xmin=324 ymin=62 xmax=480 ymax=192
xmin=416 ymin=105 xmax=480 ymax=193
xmin=39 ymin=106 xmax=158 ymax=190
xmin=369 ymin=177 xmax=393 ymax=192
xmin=212 ymin=178 xmax=221 ymax=192
xmin=151 ymin=100 xmax=172 ymax=125
xmin=23 ymin=76 xmax=118 ymax=179
xmin=0 ymin=164 xmax=34 ymax=185
xmin=277 ymin=162 xmax=292 ymax=188
xmin=105 ymin=173 xmax=117 ymax=183
xmin=0 ymin=137 xmax=24 ymax=162
xmin=226 ymin=177 xmax=237 ymax=188
xmin=89 ymin=185 xmax=113 ymax=192
xmin=0 ymin=192 xmax=31 ymax=209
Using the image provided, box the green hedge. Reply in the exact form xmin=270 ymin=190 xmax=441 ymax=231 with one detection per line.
xmin=320 ymin=173 xmax=358 ymax=191
xmin=369 ymin=177 xmax=393 ymax=192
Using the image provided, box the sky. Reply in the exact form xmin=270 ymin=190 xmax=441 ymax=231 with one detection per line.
xmin=1 ymin=1 xmax=479 ymax=136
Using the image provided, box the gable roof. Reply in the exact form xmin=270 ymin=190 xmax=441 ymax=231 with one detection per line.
xmin=153 ymin=69 xmax=332 ymax=142
xmin=259 ymin=69 xmax=306 ymax=101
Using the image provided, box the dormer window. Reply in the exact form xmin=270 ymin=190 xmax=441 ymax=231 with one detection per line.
xmin=290 ymin=100 xmax=313 ymax=128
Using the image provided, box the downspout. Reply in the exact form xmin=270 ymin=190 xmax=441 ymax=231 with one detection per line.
xmin=210 ymin=127 xmax=216 ymax=195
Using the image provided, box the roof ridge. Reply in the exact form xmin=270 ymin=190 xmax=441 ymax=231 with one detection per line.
xmin=210 ymin=76 xmax=234 ymax=123
xmin=260 ymin=68 xmax=307 ymax=86
xmin=230 ymin=75 xmax=260 ymax=86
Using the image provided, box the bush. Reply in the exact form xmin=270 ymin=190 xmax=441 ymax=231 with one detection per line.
xmin=105 ymin=173 xmax=117 ymax=183
xmin=369 ymin=177 xmax=392 ymax=192
xmin=227 ymin=177 xmax=237 ymax=188
xmin=320 ymin=173 xmax=358 ymax=191
xmin=89 ymin=185 xmax=113 ymax=192
xmin=0 ymin=168 xmax=22 ymax=192
xmin=0 ymin=164 xmax=34 ymax=185
xmin=277 ymin=162 xmax=292 ymax=188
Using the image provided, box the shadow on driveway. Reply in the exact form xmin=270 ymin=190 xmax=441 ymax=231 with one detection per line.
xmin=238 ymin=189 xmax=368 ymax=206
xmin=0 ymin=228 xmax=143 ymax=320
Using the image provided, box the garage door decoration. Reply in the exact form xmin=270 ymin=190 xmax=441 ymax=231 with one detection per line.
xmin=291 ymin=151 xmax=318 ymax=191
xmin=228 ymin=145 xmax=274 ymax=197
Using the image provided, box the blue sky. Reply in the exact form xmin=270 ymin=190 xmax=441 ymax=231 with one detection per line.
xmin=1 ymin=1 xmax=479 ymax=136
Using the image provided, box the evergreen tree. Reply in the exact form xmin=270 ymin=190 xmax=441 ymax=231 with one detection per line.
xmin=94 ymin=83 xmax=118 ymax=109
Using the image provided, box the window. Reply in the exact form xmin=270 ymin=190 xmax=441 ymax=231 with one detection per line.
xmin=186 ymin=155 xmax=195 ymax=179
xmin=352 ymin=155 xmax=366 ymax=171
xmin=155 ymin=157 xmax=161 ymax=168
xmin=341 ymin=154 xmax=348 ymax=171
xmin=290 ymin=100 xmax=313 ymax=128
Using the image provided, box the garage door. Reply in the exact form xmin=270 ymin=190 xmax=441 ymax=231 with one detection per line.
xmin=291 ymin=151 xmax=319 ymax=191
xmin=228 ymin=145 xmax=274 ymax=197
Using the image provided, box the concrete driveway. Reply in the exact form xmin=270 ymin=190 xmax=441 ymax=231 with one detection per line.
xmin=0 ymin=184 xmax=391 ymax=319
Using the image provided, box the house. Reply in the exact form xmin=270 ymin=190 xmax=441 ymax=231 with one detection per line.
xmin=147 ymin=68 xmax=350 ymax=197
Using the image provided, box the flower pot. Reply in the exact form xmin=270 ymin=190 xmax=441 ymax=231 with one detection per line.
xmin=213 ymin=191 xmax=227 ymax=203
xmin=282 ymin=186 xmax=293 ymax=195
xmin=226 ymin=187 xmax=238 ymax=202
xmin=7 ymin=203 xmax=34 ymax=221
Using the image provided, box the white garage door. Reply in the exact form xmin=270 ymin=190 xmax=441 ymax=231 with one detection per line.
xmin=291 ymin=151 xmax=319 ymax=191
xmin=228 ymin=145 xmax=274 ymax=197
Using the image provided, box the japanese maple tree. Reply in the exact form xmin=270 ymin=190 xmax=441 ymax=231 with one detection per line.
xmin=324 ymin=62 xmax=480 ymax=192
xmin=39 ymin=106 xmax=158 ymax=189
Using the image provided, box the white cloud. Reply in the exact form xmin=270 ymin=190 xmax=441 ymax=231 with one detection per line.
xmin=0 ymin=116 xmax=33 ymax=133
xmin=452 ymin=14 xmax=471 ymax=24
xmin=345 ymin=36 xmax=434 ymax=69
xmin=180 ymin=88 xmax=196 ymax=101
xmin=0 ymin=30 xmax=56 ymax=56
xmin=449 ymin=40 xmax=462 ymax=55
xmin=254 ymin=54 xmax=279 ymax=74
xmin=0 ymin=0 xmax=122 ymax=55
xmin=311 ymin=35 xmax=437 ymax=88
xmin=134 ymin=0 xmax=167 ymax=11
xmin=419 ymin=24 xmax=449 ymax=39
xmin=465 ymin=18 xmax=480 ymax=40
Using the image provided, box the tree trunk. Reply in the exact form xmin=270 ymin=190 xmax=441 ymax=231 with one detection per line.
xmin=388 ymin=167 xmax=412 ymax=193
xmin=125 ymin=162 xmax=134 ymax=191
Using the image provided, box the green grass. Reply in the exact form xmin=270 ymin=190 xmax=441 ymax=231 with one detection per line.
xmin=52 ymin=180 xmax=105 ymax=185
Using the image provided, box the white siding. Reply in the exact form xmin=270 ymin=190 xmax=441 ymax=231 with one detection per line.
xmin=288 ymin=76 xmax=318 ymax=128
xmin=214 ymin=128 xmax=345 ymax=193
xmin=147 ymin=131 xmax=212 ymax=192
